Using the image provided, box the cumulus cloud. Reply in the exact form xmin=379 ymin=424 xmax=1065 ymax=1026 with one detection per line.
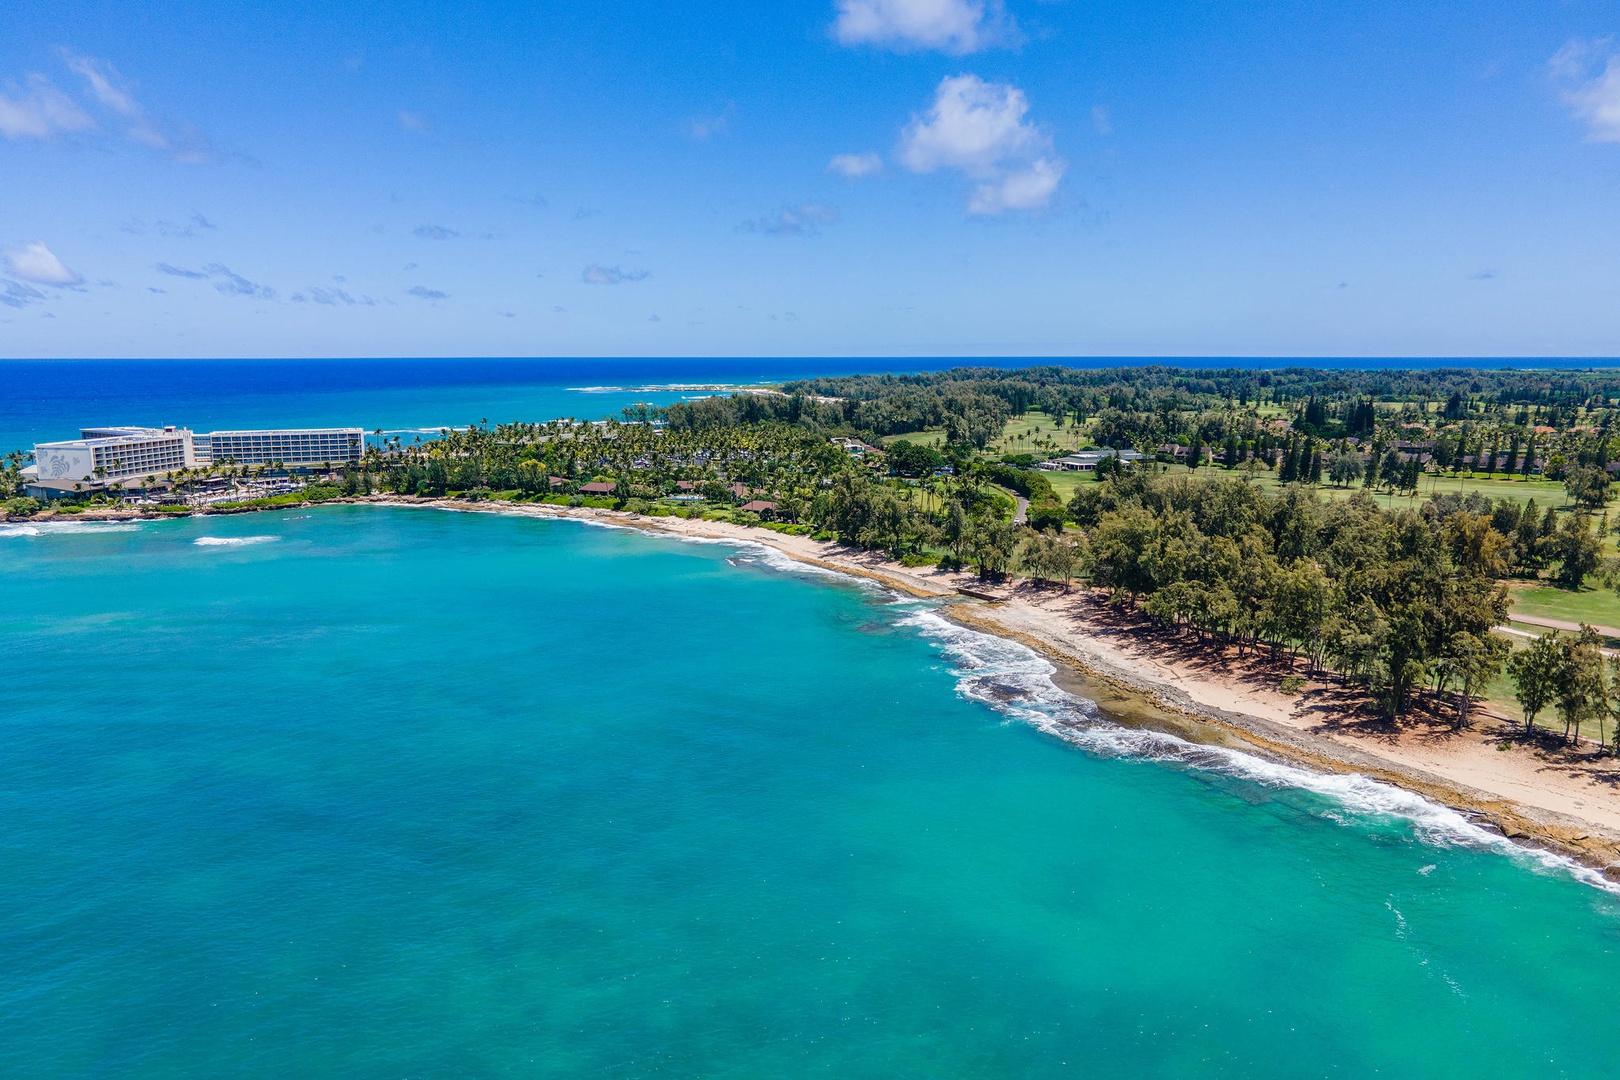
xmin=899 ymin=74 xmax=1064 ymax=214
xmin=740 ymin=202 xmax=841 ymax=237
xmin=3 ymin=241 xmax=83 ymax=286
xmin=1552 ymin=39 xmax=1620 ymax=142
xmin=407 ymin=285 xmax=448 ymax=300
xmin=413 ymin=224 xmax=460 ymax=240
xmin=155 ymin=261 xmax=275 ymax=298
xmin=967 ymin=157 xmax=1063 ymax=214
xmin=0 ymin=74 xmax=95 ymax=139
xmin=828 ymin=151 xmax=884 ymax=178
xmin=582 ymin=264 xmax=649 ymax=285
xmin=832 ymin=0 xmax=1014 ymax=55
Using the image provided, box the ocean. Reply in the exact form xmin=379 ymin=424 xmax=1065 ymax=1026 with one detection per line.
xmin=2 ymin=506 xmax=1618 ymax=1077
xmin=4 ymin=355 xmax=1615 ymax=454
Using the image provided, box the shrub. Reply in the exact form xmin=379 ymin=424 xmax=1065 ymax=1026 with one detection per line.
xmin=1280 ymin=675 xmax=1306 ymax=694
xmin=1027 ymin=503 xmax=1067 ymax=533
xmin=622 ymin=497 xmax=652 ymax=514
xmin=2 ymin=496 xmax=42 ymax=517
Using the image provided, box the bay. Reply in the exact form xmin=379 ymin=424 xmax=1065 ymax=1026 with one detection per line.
xmin=2 ymin=506 xmax=1617 ymax=1077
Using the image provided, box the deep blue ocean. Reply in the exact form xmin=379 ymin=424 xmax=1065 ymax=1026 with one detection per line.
xmin=3 ymin=356 xmax=1615 ymax=454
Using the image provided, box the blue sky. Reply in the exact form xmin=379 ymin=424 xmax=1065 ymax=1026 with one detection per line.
xmin=3 ymin=0 xmax=1620 ymax=359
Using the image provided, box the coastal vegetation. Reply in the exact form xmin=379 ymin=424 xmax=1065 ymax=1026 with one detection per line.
xmin=13 ymin=363 xmax=1620 ymax=748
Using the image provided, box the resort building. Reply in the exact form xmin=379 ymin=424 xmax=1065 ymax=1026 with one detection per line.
xmin=1037 ymin=448 xmax=1148 ymax=472
xmin=32 ymin=426 xmax=194 ymax=484
xmin=29 ymin=424 xmax=365 ymax=487
xmin=201 ymin=428 xmax=364 ymax=467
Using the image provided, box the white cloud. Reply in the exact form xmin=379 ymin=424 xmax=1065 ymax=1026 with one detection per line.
xmin=0 ymin=74 xmax=95 ymax=140
xmin=60 ymin=50 xmax=211 ymax=161
xmin=3 ymin=241 xmax=82 ymax=286
xmin=833 ymin=0 xmax=1014 ymax=55
xmin=2 ymin=52 xmax=209 ymax=160
xmin=968 ymin=158 xmax=1063 ymax=215
xmin=828 ymin=151 xmax=883 ymax=177
xmin=899 ymin=74 xmax=1064 ymax=214
xmin=398 ymin=110 xmax=431 ymax=134
xmin=1091 ymin=105 xmax=1112 ymax=136
xmin=1552 ymin=40 xmax=1620 ymax=142
xmin=61 ymin=52 xmax=167 ymax=152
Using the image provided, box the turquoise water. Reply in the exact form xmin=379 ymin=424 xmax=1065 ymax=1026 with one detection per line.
xmin=3 ymin=506 xmax=1618 ymax=1077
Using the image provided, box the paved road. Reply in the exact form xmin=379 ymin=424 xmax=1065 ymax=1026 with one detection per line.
xmin=1509 ymin=613 xmax=1620 ymax=638
xmin=1499 ymin=620 xmax=1619 ymax=658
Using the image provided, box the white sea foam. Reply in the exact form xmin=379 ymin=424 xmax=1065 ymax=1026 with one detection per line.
xmin=0 ymin=521 xmax=141 ymax=538
xmin=194 ymin=535 xmax=277 ymax=547
xmin=896 ymin=608 xmax=1620 ymax=895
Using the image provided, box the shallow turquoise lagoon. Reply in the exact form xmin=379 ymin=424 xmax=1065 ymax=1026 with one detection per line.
xmin=2 ymin=506 xmax=1617 ymax=1077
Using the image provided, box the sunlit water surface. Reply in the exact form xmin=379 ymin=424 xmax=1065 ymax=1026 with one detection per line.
xmin=2 ymin=506 xmax=1617 ymax=1077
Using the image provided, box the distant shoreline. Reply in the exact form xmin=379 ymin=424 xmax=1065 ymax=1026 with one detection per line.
xmin=10 ymin=492 xmax=1620 ymax=882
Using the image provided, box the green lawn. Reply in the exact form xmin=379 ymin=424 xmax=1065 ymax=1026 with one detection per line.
xmin=1508 ymin=582 xmax=1620 ymax=633
xmin=1151 ymin=462 xmax=1570 ymax=513
xmin=987 ymin=412 xmax=1091 ymax=458
xmin=1041 ymin=469 xmax=1096 ymax=502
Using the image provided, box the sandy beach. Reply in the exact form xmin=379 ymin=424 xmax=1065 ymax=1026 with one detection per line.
xmin=411 ymin=497 xmax=1620 ymax=873
xmin=26 ymin=494 xmax=1620 ymax=874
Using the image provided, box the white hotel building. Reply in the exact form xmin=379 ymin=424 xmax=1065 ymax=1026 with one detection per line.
xmin=31 ymin=425 xmax=365 ymax=486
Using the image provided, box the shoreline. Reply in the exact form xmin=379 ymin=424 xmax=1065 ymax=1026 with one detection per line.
xmin=13 ymin=493 xmax=1620 ymax=879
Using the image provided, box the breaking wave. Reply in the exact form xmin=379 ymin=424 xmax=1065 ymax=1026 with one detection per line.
xmin=194 ymin=535 xmax=277 ymax=547
xmin=0 ymin=521 xmax=141 ymax=538
xmin=896 ymin=608 xmax=1620 ymax=896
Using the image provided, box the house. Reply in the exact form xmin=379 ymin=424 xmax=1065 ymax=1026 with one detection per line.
xmin=547 ymin=475 xmax=569 ymax=489
xmin=738 ymin=499 xmax=779 ymax=519
xmin=578 ymin=481 xmax=617 ymax=496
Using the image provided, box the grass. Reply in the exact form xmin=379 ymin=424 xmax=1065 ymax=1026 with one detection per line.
xmin=1508 ymin=582 xmax=1620 ymax=633
xmin=1041 ymin=470 xmax=1097 ymax=503
xmin=987 ymin=412 xmax=1091 ymax=458
xmin=1149 ymin=462 xmax=1571 ymax=513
